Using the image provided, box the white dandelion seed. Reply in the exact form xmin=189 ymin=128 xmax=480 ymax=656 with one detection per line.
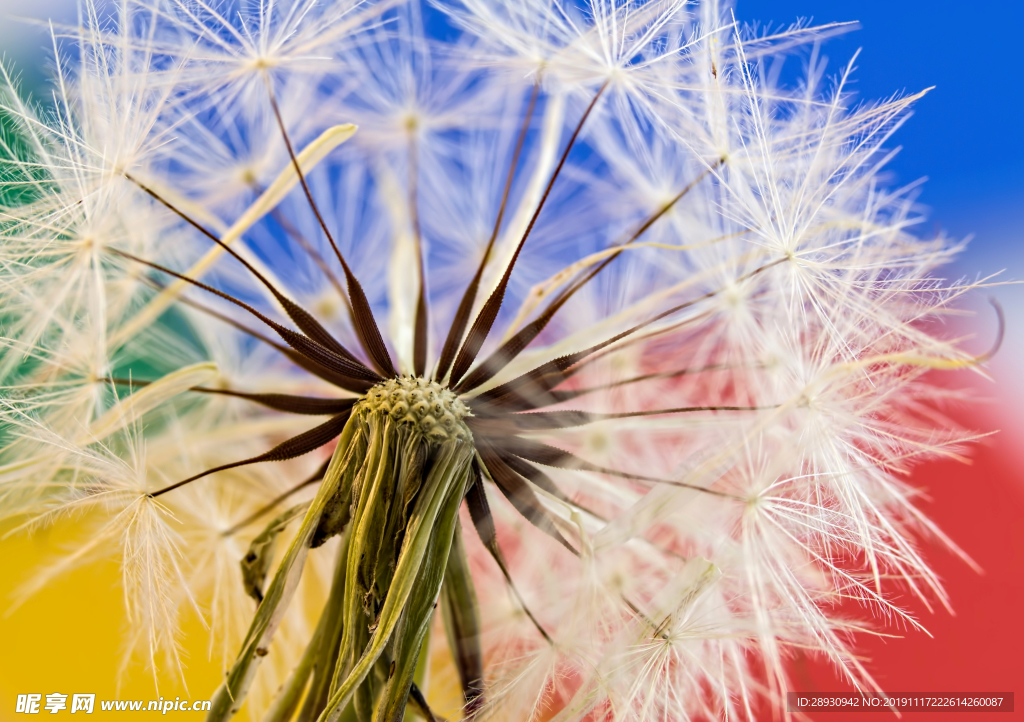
xmin=0 ymin=0 xmax=998 ymax=720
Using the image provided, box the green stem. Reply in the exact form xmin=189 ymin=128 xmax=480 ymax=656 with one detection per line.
xmin=440 ymin=523 xmax=484 ymax=715
xmin=295 ymin=528 xmax=352 ymax=722
xmin=374 ymin=474 xmax=467 ymax=722
xmin=317 ymin=440 xmax=473 ymax=722
xmin=205 ymin=416 xmax=358 ymax=722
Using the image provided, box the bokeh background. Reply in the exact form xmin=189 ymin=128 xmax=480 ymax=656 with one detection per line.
xmin=737 ymin=3 xmax=1024 ymax=720
xmin=1 ymin=0 xmax=1022 ymax=719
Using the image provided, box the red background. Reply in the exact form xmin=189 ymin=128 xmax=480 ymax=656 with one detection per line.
xmin=791 ymin=375 xmax=1024 ymax=721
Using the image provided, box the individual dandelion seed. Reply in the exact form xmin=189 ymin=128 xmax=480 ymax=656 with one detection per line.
xmin=0 ymin=0 xmax=1003 ymax=720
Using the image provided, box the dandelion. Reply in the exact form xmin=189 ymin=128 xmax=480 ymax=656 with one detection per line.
xmin=0 ymin=0 xmax=998 ymax=720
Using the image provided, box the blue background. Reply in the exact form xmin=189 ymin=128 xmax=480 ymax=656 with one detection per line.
xmin=740 ymin=0 xmax=1023 ymax=293
xmin=5 ymin=0 xmax=1021 ymax=283
xmin=3 ymin=0 xmax=1019 ymax=350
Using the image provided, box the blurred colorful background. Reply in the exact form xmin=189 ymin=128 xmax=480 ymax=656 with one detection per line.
xmin=1 ymin=0 xmax=1022 ymax=719
xmin=738 ymin=2 xmax=1024 ymax=720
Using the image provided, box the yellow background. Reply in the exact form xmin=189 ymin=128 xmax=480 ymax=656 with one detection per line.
xmin=0 ymin=519 xmax=465 ymax=721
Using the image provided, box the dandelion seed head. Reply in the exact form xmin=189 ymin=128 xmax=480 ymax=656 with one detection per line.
xmin=0 ymin=0 xmax=996 ymax=718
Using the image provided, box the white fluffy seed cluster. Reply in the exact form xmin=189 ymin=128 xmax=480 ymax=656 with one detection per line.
xmin=359 ymin=377 xmax=471 ymax=442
